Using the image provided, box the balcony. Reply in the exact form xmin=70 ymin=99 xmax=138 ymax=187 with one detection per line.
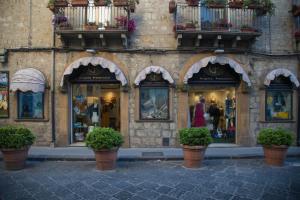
xmin=174 ymin=3 xmax=264 ymax=51
xmin=293 ymin=0 xmax=300 ymax=48
xmin=53 ymin=5 xmax=130 ymax=48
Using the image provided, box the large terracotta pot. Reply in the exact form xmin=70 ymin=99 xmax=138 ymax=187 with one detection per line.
xmin=1 ymin=147 xmax=29 ymax=170
xmin=94 ymin=148 xmax=118 ymax=170
xmin=263 ymin=145 xmax=288 ymax=166
xmin=182 ymin=145 xmax=206 ymax=168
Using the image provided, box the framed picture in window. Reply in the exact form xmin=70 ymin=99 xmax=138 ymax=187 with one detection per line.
xmin=0 ymin=72 xmax=9 ymax=118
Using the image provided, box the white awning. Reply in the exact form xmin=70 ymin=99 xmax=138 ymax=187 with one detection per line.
xmin=183 ymin=56 xmax=252 ymax=87
xmin=60 ymin=57 xmax=128 ymax=88
xmin=134 ymin=66 xmax=175 ymax=85
xmin=264 ymin=68 xmax=300 ymax=87
xmin=10 ymin=68 xmax=46 ymax=92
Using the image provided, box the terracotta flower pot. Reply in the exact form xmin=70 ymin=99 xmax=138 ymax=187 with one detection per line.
xmin=263 ymin=145 xmax=288 ymax=166
xmin=228 ymin=2 xmax=243 ymax=9
xmin=55 ymin=0 xmax=68 ymax=7
xmin=95 ymin=0 xmax=109 ymax=6
xmin=182 ymin=145 xmax=206 ymax=168
xmin=113 ymin=0 xmax=128 ymax=7
xmin=169 ymin=0 xmax=176 ymax=13
xmin=186 ymin=0 xmax=199 ymax=7
xmin=1 ymin=147 xmax=29 ymax=170
xmin=94 ymin=148 xmax=118 ymax=170
xmin=71 ymin=0 xmax=88 ymax=7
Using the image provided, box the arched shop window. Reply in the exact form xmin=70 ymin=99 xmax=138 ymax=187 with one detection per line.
xmin=18 ymin=92 xmax=44 ymax=119
xmin=139 ymin=73 xmax=170 ymax=120
xmin=265 ymin=76 xmax=294 ymax=121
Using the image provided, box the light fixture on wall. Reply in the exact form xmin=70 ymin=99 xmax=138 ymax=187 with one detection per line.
xmin=214 ymin=49 xmax=224 ymax=54
xmin=86 ymin=49 xmax=96 ymax=54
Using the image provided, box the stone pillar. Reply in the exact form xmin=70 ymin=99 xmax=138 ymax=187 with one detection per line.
xmin=120 ymin=90 xmax=129 ymax=147
xmin=176 ymin=90 xmax=188 ymax=146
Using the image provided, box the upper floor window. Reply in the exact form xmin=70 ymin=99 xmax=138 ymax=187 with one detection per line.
xmin=18 ymin=92 xmax=44 ymax=119
xmin=265 ymin=76 xmax=293 ymax=121
xmin=139 ymin=73 xmax=169 ymax=120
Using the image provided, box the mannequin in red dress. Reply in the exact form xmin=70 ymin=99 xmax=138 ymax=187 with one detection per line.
xmin=194 ymin=98 xmax=206 ymax=127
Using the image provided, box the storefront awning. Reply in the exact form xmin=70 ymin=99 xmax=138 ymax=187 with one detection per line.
xmin=60 ymin=57 xmax=128 ymax=88
xmin=134 ymin=66 xmax=175 ymax=85
xmin=10 ymin=68 xmax=46 ymax=92
xmin=183 ymin=56 xmax=252 ymax=87
xmin=264 ymin=68 xmax=300 ymax=87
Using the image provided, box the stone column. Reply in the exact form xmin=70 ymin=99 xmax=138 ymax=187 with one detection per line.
xmin=120 ymin=89 xmax=129 ymax=147
xmin=176 ymin=90 xmax=188 ymax=147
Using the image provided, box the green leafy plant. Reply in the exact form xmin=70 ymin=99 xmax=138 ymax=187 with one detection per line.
xmin=86 ymin=127 xmax=123 ymax=150
xmin=0 ymin=126 xmax=35 ymax=149
xmin=257 ymin=128 xmax=293 ymax=146
xmin=179 ymin=128 xmax=212 ymax=146
xmin=243 ymin=0 xmax=275 ymax=15
xmin=203 ymin=0 xmax=227 ymax=6
xmin=95 ymin=0 xmax=112 ymax=5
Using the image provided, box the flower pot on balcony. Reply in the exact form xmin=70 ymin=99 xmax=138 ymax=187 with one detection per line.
xmin=186 ymin=0 xmax=199 ymax=6
xmin=173 ymin=24 xmax=186 ymax=32
xmin=113 ymin=0 xmax=128 ymax=7
xmin=71 ymin=0 xmax=88 ymax=7
xmin=292 ymin=5 xmax=300 ymax=16
xmin=129 ymin=1 xmax=136 ymax=12
xmin=55 ymin=0 xmax=68 ymax=7
xmin=58 ymin=22 xmax=73 ymax=30
xmin=85 ymin=23 xmax=98 ymax=31
xmin=185 ymin=23 xmax=196 ymax=30
xmin=206 ymin=3 xmax=225 ymax=8
xmin=241 ymin=27 xmax=257 ymax=32
xmin=95 ymin=0 xmax=111 ymax=6
xmin=228 ymin=1 xmax=243 ymax=9
xmin=169 ymin=0 xmax=176 ymax=13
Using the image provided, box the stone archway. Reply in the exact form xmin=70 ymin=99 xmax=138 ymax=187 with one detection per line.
xmin=178 ymin=55 xmax=252 ymax=146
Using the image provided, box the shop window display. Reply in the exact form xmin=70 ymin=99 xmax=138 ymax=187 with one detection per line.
xmin=0 ymin=72 xmax=9 ymax=118
xmin=18 ymin=92 xmax=44 ymax=119
xmin=189 ymin=88 xmax=236 ymax=143
xmin=72 ymin=84 xmax=120 ymax=143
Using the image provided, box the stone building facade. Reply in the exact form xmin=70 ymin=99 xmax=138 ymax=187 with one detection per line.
xmin=0 ymin=0 xmax=299 ymax=147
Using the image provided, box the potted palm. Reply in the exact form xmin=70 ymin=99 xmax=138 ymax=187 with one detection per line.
xmin=179 ymin=127 xmax=212 ymax=168
xmin=94 ymin=0 xmax=112 ymax=6
xmin=86 ymin=127 xmax=123 ymax=170
xmin=0 ymin=126 xmax=35 ymax=170
xmin=258 ymin=128 xmax=293 ymax=166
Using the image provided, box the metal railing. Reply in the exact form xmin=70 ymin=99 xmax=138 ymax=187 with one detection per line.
xmin=175 ymin=4 xmax=264 ymax=33
xmin=54 ymin=5 xmax=129 ymax=31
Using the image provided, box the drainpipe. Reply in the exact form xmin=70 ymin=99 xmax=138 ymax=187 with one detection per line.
xmin=51 ymin=14 xmax=56 ymax=147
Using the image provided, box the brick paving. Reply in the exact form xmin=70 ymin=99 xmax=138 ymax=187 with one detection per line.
xmin=0 ymin=159 xmax=300 ymax=200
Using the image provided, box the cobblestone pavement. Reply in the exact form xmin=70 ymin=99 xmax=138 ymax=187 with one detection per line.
xmin=0 ymin=159 xmax=300 ymax=200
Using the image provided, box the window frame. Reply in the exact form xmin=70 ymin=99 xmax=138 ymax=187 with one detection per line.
xmin=17 ymin=91 xmax=45 ymax=119
xmin=265 ymin=88 xmax=293 ymax=122
xmin=139 ymin=85 xmax=170 ymax=121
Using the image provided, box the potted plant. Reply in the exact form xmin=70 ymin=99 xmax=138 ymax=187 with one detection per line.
xmin=115 ymin=16 xmax=136 ymax=32
xmin=169 ymin=0 xmax=176 ymax=13
xmin=179 ymin=127 xmax=212 ymax=168
xmin=185 ymin=21 xmax=196 ymax=30
xmin=129 ymin=0 xmax=139 ymax=12
xmin=203 ymin=0 xmax=227 ymax=8
xmin=173 ymin=24 xmax=186 ymax=32
xmin=0 ymin=126 xmax=35 ymax=170
xmin=86 ymin=127 xmax=123 ymax=170
xmin=71 ymin=0 xmax=88 ymax=7
xmin=113 ymin=0 xmax=129 ymax=7
xmin=257 ymin=0 xmax=275 ymax=15
xmin=257 ymin=128 xmax=293 ymax=166
xmin=240 ymin=24 xmax=257 ymax=32
xmin=243 ymin=0 xmax=261 ymax=9
xmin=47 ymin=0 xmax=68 ymax=11
xmin=292 ymin=4 xmax=300 ymax=16
xmin=85 ymin=22 xmax=98 ymax=30
xmin=186 ymin=0 xmax=199 ymax=6
xmin=228 ymin=0 xmax=243 ymax=9
xmin=94 ymin=0 xmax=112 ymax=6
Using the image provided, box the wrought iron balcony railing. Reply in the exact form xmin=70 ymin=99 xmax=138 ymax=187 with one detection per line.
xmin=54 ymin=5 xmax=129 ymax=32
xmin=175 ymin=4 xmax=264 ymax=34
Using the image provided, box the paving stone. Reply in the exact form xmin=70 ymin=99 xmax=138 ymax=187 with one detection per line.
xmin=113 ymin=191 xmax=133 ymax=200
xmin=156 ymin=195 xmax=177 ymax=200
xmin=155 ymin=186 xmax=173 ymax=194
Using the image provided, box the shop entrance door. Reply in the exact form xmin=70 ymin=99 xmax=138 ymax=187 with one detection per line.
xmin=187 ymin=63 xmax=241 ymax=144
xmin=68 ymin=65 xmax=121 ymax=144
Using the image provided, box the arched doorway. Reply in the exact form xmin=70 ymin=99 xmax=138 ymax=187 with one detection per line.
xmin=60 ymin=57 xmax=128 ymax=145
xmin=181 ymin=56 xmax=251 ymax=145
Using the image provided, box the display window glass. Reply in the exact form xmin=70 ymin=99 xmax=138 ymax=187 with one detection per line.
xmin=140 ymin=87 xmax=169 ymax=120
xmin=266 ymin=90 xmax=293 ymax=121
xmin=71 ymin=84 xmax=120 ymax=143
xmin=0 ymin=72 xmax=9 ymax=118
xmin=18 ymin=92 xmax=44 ymax=119
xmin=188 ymin=87 xmax=236 ymax=143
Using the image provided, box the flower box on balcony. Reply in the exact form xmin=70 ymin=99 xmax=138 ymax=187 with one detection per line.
xmin=185 ymin=22 xmax=196 ymax=30
xmin=203 ymin=0 xmax=226 ymax=8
xmin=241 ymin=26 xmax=257 ymax=32
xmin=186 ymin=0 xmax=199 ymax=7
xmin=95 ymin=0 xmax=112 ymax=6
xmin=58 ymin=22 xmax=73 ymax=30
xmin=292 ymin=5 xmax=300 ymax=16
xmin=169 ymin=0 xmax=176 ymax=13
xmin=228 ymin=0 xmax=243 ymax=9
xmin=113 ymin=0 xmax=129 ymax=7
xmin=71 ymin=0 xmax=88 ymax=7
xmin=173 ymin=24 xmax=186 ymax=32
xmin=85 ymin=23 xmax=98 ymax=31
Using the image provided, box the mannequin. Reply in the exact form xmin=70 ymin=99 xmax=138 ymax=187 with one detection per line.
xmin=89 ymin=99 xmax=100 ymax=126
xmin=193 ymin=98 xmax=206 ymax=127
